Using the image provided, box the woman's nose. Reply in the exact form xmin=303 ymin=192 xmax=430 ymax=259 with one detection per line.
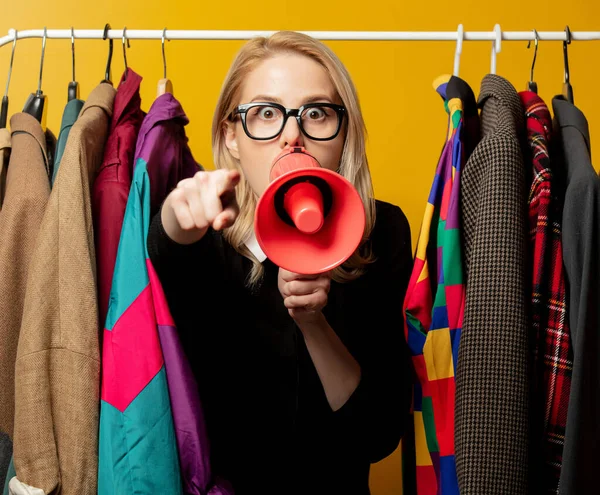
xmin=280 ymin=117 xmax=304 ymax=148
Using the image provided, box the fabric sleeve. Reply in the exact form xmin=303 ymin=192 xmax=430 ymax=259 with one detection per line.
xmin=147 ymin=204 xmax=227 ymax=338
xmin=331 ymin=203 xmax=414 ymax=463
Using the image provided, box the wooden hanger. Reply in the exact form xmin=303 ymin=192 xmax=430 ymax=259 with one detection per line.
xmin=157 ymin=28 xmax=173 ymax=97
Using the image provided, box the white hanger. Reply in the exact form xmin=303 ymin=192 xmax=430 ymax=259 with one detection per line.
xmin=490 ymin=24 xmax=502 ymax=74
xmin=453 ymin=24 xmax=464 ymax=77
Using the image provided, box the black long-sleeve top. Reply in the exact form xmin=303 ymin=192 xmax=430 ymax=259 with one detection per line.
xmin=147 ymin=199 xmax=413 ymax=495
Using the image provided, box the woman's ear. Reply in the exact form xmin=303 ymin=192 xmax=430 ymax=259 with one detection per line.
xmin=224 ymin=121 xmax=240 ymax=160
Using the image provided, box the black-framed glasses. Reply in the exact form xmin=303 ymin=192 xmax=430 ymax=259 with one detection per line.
xmin=231 ymin=102 xmax=346 ymax=141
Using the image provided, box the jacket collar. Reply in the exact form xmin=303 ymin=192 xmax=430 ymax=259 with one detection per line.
xmin=139 ymin=93 xmax=188 ymax=137
xmin=434 ymin=74 xmax=479 ymax=117
xmin=10 ymin=112 xmax=49 ymax=172
xmin=79 ymin=82 xmax=115 ymax=120
xmin=134 ymin=93 xmax=189 ymax=160
xmin=552 ymin=95 xmax=591 ymax=155
xmin=111 ymin=68 xmax=144 ymax=130
xmin=478 ymin=74 xmax=524 ymax=134
xmin=58 ymin=98 xmax=85 ymax=133
xmin=245 ymin=231 xmax=267 ymax=263
xmin=519 ymin=91 xmax=552 ymax=142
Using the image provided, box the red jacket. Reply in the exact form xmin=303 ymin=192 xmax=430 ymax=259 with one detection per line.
xmin=92 ymin=68 xmax=145 ymax=328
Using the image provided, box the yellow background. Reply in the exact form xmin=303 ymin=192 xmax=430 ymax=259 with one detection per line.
xmin=1 ymin=2 xmax=599 ymax=494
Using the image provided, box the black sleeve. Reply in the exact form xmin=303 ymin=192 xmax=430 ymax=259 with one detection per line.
xmin=147 ymin=205 xmax=227 ymax=336
xmin=331 ymin=202 xmax=414 ymax=463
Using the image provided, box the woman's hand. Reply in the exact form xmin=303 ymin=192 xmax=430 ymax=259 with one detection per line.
xmin=279 ymin=268 xmax=362 ymax=411
xmin=162 ymin=169 xmax=241 ymax=245
xmin=278 ymin=268 xmax=331 ymax=324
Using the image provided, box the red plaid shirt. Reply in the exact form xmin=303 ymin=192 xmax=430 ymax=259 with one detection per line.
xmin=519 ymin=91 xmax=573 ymax=494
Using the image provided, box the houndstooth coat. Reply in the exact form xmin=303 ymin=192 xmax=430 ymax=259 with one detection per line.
xmin=456 ymin=74 xmax=531 ymax=495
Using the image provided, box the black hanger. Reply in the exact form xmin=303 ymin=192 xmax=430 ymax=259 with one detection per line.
xmin=0 ymin=30 xmax=17 ymax=129
xmin=68 ymin=28 xmax=79 ymax=101
xmin=122 ymin=27 xmax=131 ymax=81
xmin=101 ymin=24 xmax=114 ymax=85
xmin=526 ymin=30 xmax=539 ymax=93
xmin=562 ymin=26 xmax=574 ymax=104
xmin=23 ymin=27 xmax=48 ymax=129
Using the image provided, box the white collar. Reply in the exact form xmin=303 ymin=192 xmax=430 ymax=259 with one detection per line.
xmin=244 ymin=230 xmax=267 ymax=263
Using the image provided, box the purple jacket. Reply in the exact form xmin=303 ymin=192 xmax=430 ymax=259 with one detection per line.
xmin=137 ymin=93 xmax=232 ymax=495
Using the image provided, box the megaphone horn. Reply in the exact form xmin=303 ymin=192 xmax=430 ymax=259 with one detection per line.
xmin=254 ymin=146 xmax=366 ymax=274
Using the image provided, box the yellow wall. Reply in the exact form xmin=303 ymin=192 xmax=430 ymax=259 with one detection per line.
xmin=2 ymin=2 xmax=599 ymax=494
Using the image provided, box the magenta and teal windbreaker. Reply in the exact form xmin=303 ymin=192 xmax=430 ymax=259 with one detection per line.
xmin=98 ymin=94 xmax=232 ymax=495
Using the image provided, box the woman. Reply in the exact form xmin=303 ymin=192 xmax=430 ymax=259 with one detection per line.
xmin=147 ymin=30 xmax=413 ymax=495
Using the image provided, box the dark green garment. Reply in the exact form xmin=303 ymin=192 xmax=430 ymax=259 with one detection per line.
xmin=0 ymin=433 xmax=11 ymax=493
xmin=51 ymin=98 xmax=84 ymax=186
xmin=2 ymin=455 xmax=14 ymax=495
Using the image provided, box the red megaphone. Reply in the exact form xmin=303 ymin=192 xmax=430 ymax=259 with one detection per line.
xmin=254 ymin=146 xmax=366 ymax=274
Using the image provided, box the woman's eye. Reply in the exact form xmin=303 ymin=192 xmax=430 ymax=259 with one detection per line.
xmin=304 ymin=106 xmax=335 ymax=121
xmin=307 ymin=108 xmax=326 ymax=120
xmin=259 ymin=107 xmax=278 ymax=119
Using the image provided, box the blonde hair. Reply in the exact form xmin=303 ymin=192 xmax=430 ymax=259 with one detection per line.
xmin=211 ymin=30 xmax=376 ymax=287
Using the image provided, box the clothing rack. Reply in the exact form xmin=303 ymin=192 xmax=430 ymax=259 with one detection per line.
xmin=2 ymin=26 xmax=597 ymax=89
xmin=2 ymin=27 xmax=600 ymax=47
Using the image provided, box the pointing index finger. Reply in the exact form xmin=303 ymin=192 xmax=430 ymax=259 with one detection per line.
xmin=216 ymin=169 xmax=241 ymax=197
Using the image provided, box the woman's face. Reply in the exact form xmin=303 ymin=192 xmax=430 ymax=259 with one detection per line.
xmin=225 ymin=53 xmax=346 ymax=198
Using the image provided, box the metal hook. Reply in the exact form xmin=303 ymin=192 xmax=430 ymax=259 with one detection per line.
xmin=103 ymin=23 xmax=113 ymax=83
xmin=71 ymin=27 xmax=76 ymax=83
xmin=162 ymin=28 xmax=169 ymax=79
xmin=490 ymin=24 xmax=502 ymax=75
xmin=67 ymin=27 xmax=80 ymax=101
xmin=527 ymin=30 xmax=539 ymax=81
xmin=562 ymin=26 xmax=574 ymax=103
xmin=1 ymin=29 xmax=17 ymax=128
xmin=563 ymin=26 xmax=572 ymax=84
xmin=453 ymin=24 xmax=464 ymax=77
xmin=122 ymin=27 xmax=130 ymax=72
xmin=4 ymin=29 xmax=17 ymax=98
xmin=37 ymin=27 xmax=47 ymax=95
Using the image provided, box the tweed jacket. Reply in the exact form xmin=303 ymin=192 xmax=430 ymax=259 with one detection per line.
xmin=456 ymin=74 xmax=530 ymax=495
xmin=0 ymin=115 xmax=52 ymax=490
xmin=12 ymin=83 xmax=115 ymax=495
